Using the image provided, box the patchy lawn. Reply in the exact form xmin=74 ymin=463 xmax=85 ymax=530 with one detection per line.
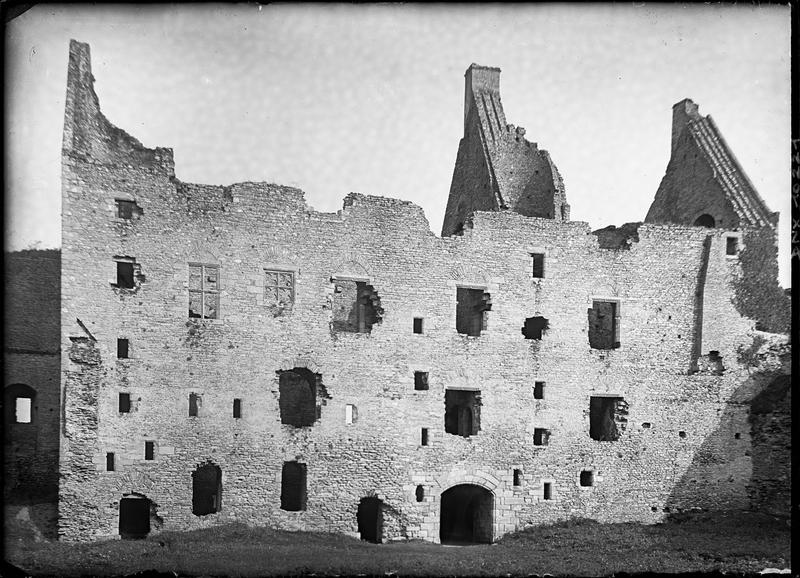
xmin=4 ymin=510 xmax=791 ymax=577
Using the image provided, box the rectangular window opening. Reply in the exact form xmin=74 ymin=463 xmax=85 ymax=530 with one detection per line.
xmin=534 ymin=428 xmax=550 ymax=446
xmin=534 ymin=381 xmax=545 ymax=400
xmin=421 ymin=428 xmax=429 ymax=446
xmin=413 ymin=317 xmax=424 ymax=334
xmin=543 ymin=482 xmax=553 ymax=500
xmin=116 ymin=199 xmax=140 ymax=220
xmin=116 ymin=261 xmax=135 ymax=289
xmin=264 ymin=269 xmax=295 ymax=307
xmin=513 ymin=469 xmax=522 ymax=486
xmin=233 ymin=398 xmax=242 ymax=419
xmin=119 ymin=392 xmax=131 ymax=413
xmin=726 ymin=237 xmax=739 ymax=256
xmin=106 ymin=452 xmax=115 ymax=471
xmin=345 ymin=404 xmax=356 ymax=425
xmin=331 ymin=280 xmax=383 ymax=333
xmin=117 ymin=338 xmax=129 ymax=359
xmin=444 ymin=389 xmax=481 ymax=438
xmin=144 ymin=441 xmax=155 ymax=461
xmin=580 ymin=470 xmax=594 ymax=487
xmin=589 ymin=396 xmax=628 ymax=441
xmin=531 ymin=253 xmax=545 ymax=278
xmin=456 ymin=287 xmax=491 ymax=336
xmin=588 ymin=300 xmax=620 ymax=349
xmin=15 ymin=397 xmax=32 ymax=423
xmin=189 ymin=393 xmax=200 ymax=417
xmin=414 ymin=371 xmax=429 ymax=391
xmin=189 ymin=263 xmax=220 ymax=319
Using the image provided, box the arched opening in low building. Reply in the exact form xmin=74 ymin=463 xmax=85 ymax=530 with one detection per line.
xmin=192 ymin=462 xmax=222 ymax=516
xmin=357 ymin=496 xmax=383 ymax=543
xmin=119 ymin=493 xmax=151 ymax=539
xmin=439 ymin=484 xmax=494 ymax=544
xmin=693 ymin=214 xmax=715 ymax=228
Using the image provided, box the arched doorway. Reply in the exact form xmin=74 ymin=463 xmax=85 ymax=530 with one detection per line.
xmin=440 ymin=484 xmax=493 ymax=544
xmin=119 ymin=493 xmax=151 ymax=539
xmin=357 ymin=496 xmax=383 ymax=543
xmin=693 ymin=214 xmax=715 ymax=228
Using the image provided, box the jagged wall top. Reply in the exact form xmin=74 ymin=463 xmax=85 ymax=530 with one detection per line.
xmin=62 ymin=40 xmax=174 ymax=175
xmin=442 ymin=64 xmax=569 ymax=236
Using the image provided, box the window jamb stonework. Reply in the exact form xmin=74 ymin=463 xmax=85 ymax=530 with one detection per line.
xmin=189 ymin=263 xmax=220 ymax=319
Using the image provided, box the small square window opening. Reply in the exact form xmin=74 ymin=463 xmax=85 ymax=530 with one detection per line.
xmin=116 ymin=262 xmax=135 ymax=289
xmin=414 ymin=371 xmax=429 ymax=391
xmin=534 ymin=381 xmax=545 ymax=400
xmin=580 ymin=470 xmax=594 ymax=487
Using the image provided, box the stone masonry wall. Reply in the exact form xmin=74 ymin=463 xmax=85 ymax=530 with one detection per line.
xmin=58 ymin=41 xmax=790 ymax=542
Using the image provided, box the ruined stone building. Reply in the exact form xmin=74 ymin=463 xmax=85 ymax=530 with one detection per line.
xmin=4 ymin=40 xmax=790 ymax=543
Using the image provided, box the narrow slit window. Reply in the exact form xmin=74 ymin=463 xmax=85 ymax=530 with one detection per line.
xmin=117 ymin=338 xmax=129 ymax=359
xmin=106 ymin=452 xmax=115 ymax=472
xmin=421 ymin=428 xmax=429 ymax=446
xmin=413 ymin=317 xmax=424 ymax=334
xmin=345 ymin=404 xmax=356 ymax=425
xmin=189 ymin=263 xmax=219 ymax=319
xmin=119 ymin=392 xmax=131 ymax=413
xmin=233 ymin=398 xmax=242 ymax=419
xmin=144 ymin=441 xmax=155 ymax=461
xmin=415 ymin=485 xmax=424 ymax=502
xmin=414 ymin=371 xmax=429 ymax=391
xmin=531 ymin=253 xmax=545 ymax=278
xmin=189 ymin=393 xmax=200 ymax=417
xmin=534 ymin=381 xmax=545 ymax=400
xmin=513 ymin=469 xmax=522 ymax=486
xmin=543 ymin=482 xmax=553 ymax=500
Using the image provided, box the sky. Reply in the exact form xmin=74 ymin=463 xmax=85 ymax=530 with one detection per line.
xmin=5 ymin=4 xmax=791 ymax=287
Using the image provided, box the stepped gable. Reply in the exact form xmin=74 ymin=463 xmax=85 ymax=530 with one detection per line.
xmin=442 ymin=64 xmax=569 ymax=236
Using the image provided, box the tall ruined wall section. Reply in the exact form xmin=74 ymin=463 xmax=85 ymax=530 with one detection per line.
xmin=441 ymin=65 xmax=568 ymax=237
xmin=4 ymin=250 xmax=61 ymax=502
xmin=59 ymin=41 xmax=789 ymax=542
xmin=645 ymin=99 xmax=789 ymax=334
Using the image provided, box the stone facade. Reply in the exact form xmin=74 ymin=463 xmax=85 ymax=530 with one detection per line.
xmin=53 ymin=40 xmax=790 ymax=542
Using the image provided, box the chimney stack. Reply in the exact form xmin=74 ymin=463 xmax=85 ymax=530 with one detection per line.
xmin=671 ymin=98 xmax=701 ymax=154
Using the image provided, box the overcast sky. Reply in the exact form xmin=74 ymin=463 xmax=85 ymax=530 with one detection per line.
xmin=5 ymin=4 xmax=791 ymax=286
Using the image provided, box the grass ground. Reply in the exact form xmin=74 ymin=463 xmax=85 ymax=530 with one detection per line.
xmin=4 ymin=509 xmax=791 ymax=577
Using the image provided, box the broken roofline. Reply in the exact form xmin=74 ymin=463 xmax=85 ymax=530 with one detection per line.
xmin=63 ymin=39 xmax=769 ymax=239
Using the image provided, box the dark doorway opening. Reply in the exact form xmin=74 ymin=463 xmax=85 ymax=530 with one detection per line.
xmin=357 ymin=496 xmax=383 ymax=543
xmin=439 ymin=484 xmax=493 ymax=544
xmin=444 ymin=389 xmax=481 ymax=438
xmin=119 ymin=494 xmax=151 ymax=539
xmin=192 ymin=463 xmax=222 ymax=516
